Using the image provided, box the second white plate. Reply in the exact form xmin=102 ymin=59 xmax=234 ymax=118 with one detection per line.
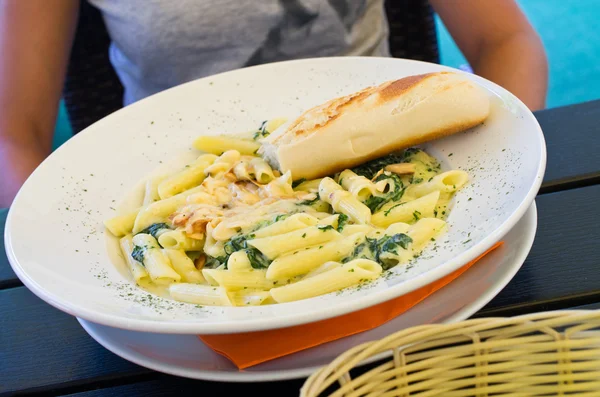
xmin=77 ymin=203 xmax=537 ymax=382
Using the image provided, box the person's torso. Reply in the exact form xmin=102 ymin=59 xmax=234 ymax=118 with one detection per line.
xmin=87 ymin=0 xmax=390 ymax=105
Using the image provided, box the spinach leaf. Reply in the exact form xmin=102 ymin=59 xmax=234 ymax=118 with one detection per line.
xmin=317 ymin=225 xmax=334 ymax=232
xmin=245 ymin=247 xmax=271 ymax=269
xmin=364 ymin=195 xmax=387 ymax=213
xmin=365 ymin=173 xmax=406 ymax=213
xmin=131 ymin=245 xmax=146 ymax=264
xmin=341 ymin=233 xmax=413 ymax=270
xmin=298 ymin=193 xmax=321 ymax=206
xmin=351 ymin=153 xmax=406 ymax=179
xmin=138 ymin=223 xmax=171 ymax=239
xmin=291 ymin=178 xmax=307 ymax=188
xmin=274 ymin=213 xmax=290 ymax=223
xmin=401 ymin=148 xmax=422 ymax=162
xmin=252 ymin=120 xmax=269 ymax=140
xmin=204 ymin=255 xmax=227 ymax=269
xmin=336 ymin=213 xmax=349 ymax=232
xmin=223 ymin=234 xmax=248 ymax=255
xmin=380 ymin=233 xmax=413 ymax=254
xmin=219 ymin=231 xmax=273 ymax=269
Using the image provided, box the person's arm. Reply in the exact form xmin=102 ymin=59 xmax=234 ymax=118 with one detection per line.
xmin=430 ymin=0 xmax=548 ymax=110
xmin=0 ymin=0 xmax=79 ymax=207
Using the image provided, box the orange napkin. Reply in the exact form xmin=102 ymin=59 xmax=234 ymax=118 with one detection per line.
xmin=200 ymin=241 xmax=503 ymax=369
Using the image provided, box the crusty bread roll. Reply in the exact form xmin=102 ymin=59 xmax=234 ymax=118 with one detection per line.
xmin=259 ymin=72 xmax=490 ymax=180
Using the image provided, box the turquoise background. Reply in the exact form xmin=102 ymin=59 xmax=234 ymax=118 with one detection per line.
xmin=52 ymin=0 xmax=600 ymax=150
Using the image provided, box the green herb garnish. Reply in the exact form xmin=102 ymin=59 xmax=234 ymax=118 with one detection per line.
xmin=336 ymin=214 xmax=349 ymax=232
xmin=131 ymin=245 xmax=146 ymax=264
xmin=318 ymin=225 xmax=335 ymax=232
xmin=292 ymin=178 xmax=307 ymax=188
xmin=138 ymin=223 xmax=171 ymax=239
xmin=252 ymin=120 xmax=269 ymax=140
xmin=245 ymin=247 xmax=271 ymax=269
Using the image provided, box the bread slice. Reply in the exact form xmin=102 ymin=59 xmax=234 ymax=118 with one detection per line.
xmin=259 ymin=72 xmax=490 ymax=180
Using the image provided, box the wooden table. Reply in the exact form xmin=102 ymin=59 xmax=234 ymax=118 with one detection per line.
xmin=2 ymin=100 xmax=600 ymax=396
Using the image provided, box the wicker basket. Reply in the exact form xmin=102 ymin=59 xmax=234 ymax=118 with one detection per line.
xmin=301 ymin=310 xmax=600 ymax=396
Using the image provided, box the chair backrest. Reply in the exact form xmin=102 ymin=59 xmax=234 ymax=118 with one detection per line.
xmin=63 ymin=0 xmax=439 ymax=134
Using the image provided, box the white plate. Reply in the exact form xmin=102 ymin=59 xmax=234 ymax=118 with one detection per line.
xmin=6 ymin=57 xmax=546 ymax=334
xmin=77 ymin=203 xmax=537 ymax=382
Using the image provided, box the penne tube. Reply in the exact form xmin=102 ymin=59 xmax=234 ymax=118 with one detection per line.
xmin=193 ymin=135 xmax=260 ymax=156
xmin=169 ymin=283 xmax=232 ymax=306
xmin=252 ymin=213 xmax=319 ymax=239
xmin=340 ymin=224 xmax=374 ymax=237
xmin=227 ymin=251 xmax=253 ymax=272
xmin=132 ymin=234 xmax=181 ymax=284
xmin=270 ymin=259 xmax=382 ymax=303
xmin=119 ymin=235 xmax=150 ymax=284
xmin=247 ymin=225 xmax=340 ymax=259
xmin=319 ymin=177 xmax=371 ymax=224
xmin=132 ymin=185 xmax=204 ymax=233
xmin=293 ymin=178 xmax=323 ymax=192
xmin=407 ymin=218 xmax=447 ymax=251
xmin=143 ymin=174 xmax=168 ymax=205
xmin=266 ymin=232 xmax=365 ymax=280
xmin=229 ymin=289 xmax=271 ymax=306
xmin=104 ymin=207 xmax=141 ymax=237
xmin=302 ymin=261 xmax=342 ymax=279
xmin=232 ymin=160 xmax=252 ymax=181
xmin=158 ymin=229 xmax=204 ymax=251
xmin=202 ymin=268 xmax=274 ymax=291
xmin=384 ymin=222 xmax=411 ymax=236
xmin=250 ymin=157 xmax=275 ymax=184
xmin=338 ymin=169 xmax=378 ymax=201
xmin=371 ymin=191 xmax=440 ymax=227
xmin=316 ymin=214 xmax=340 ymax=227
xmin=157 ymin=154 xmax=217 ymax=199
xmin=203 ymin=150 xmax=241 ymax=176
xmin=405 ymin=170 xmax=469 ymax=199
xmin=163 ymin=248 xmax=205 ymax=283
xmin=204 ymin=224 xmax=227 ymax=258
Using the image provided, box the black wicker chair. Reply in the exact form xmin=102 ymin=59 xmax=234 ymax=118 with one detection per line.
xmin=63 ymin=0 xmax=439 ymax=134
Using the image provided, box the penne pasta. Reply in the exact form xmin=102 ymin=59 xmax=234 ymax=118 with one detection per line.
xmin=293 ymin=178 xmax=323 ymax=192
xmin=247 ymin=225 xmax=340 ymax=259
xmin=338 ymin=169 xmax=378 ymax=201
xmin=371 ymin=190 xmax=440 ymax=227
xmin=250 ymin=157 xmax=275 ymax=184
xmin=163 ymin=248 xmax=205 ymax=283
xmin=106 ymin=137 xmax=468 ymax=306
xmin=169 ymin=283 xmax=232 ymax=306
xmin=143 ymin=174 xmax=168 ymax=205
xmin=252 ymin=213 xmax=319 ymax=239
xmin=319 ymin=177 xmax=371 ymax=224
xmin=407 ymin=218 xmax=447 ymax=251
xmin=132 ymin=233 xmax=181 ymax=284
xmin=227 ymin=251 xmax=253 ymax=272
xmin=193 ymin=135 xmax=260 ymax=155
xmin=119 ymin=235 xmax=150 ymax=284
xmin=157 ymin=154 xmax=217 ymax=199
xmin=158 ymin=229 xmax=204 ymax=251
xmin=269 ymin=259 xmax=382 ymax=303
xmin=229 ymin=289 xmax=272 ymax=306
xmin=405 ymin=170 xmax=469 ymax=199
xmin=202 ymin=268 xmax=275 ymax=291
xmin=104 ymin=208 xmax=141 ymax=237
xmin=132 ymin=185 xmax=204 ymax=233
xmin=266 ymin=232 xmax=365 ymax=280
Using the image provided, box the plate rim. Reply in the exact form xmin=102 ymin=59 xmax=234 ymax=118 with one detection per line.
xmin=76 ymin=202 xmax=537 ymax=382
xmin=5 ymin=56 xmax=546 ymax=334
